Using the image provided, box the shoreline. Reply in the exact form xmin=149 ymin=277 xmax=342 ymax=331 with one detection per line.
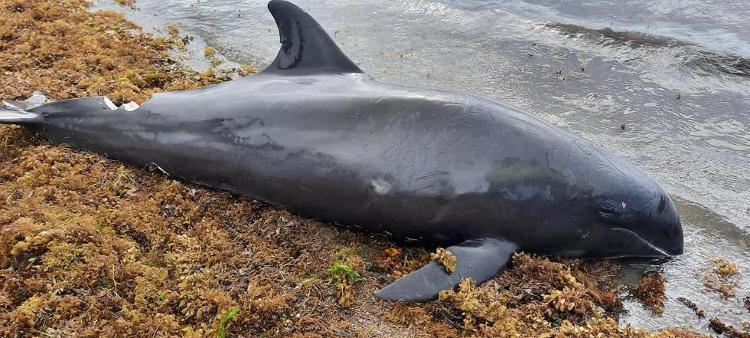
xmin=0 ymin=1 xmax=739 ymax=336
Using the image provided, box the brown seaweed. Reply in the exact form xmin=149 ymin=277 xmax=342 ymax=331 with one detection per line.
xmin=0 ymin=0 xmax=709 ymax=336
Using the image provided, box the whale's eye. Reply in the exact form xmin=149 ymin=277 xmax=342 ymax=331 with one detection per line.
xmin=658 ymin=195 xmax=667 ymax=213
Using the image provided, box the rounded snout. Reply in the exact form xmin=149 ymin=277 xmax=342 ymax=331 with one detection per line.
xmin=597 ymin=190 xmax=683 ymax=258
xmin=646 ymin=193 xmax=683 ymax=256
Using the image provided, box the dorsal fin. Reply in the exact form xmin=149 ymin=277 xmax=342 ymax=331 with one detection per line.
xmin=261 ymin=1 xmax=363 ymax=75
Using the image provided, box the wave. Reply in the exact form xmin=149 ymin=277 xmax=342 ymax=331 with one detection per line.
xmin=547 ymin=23 xmax=750 ymax=78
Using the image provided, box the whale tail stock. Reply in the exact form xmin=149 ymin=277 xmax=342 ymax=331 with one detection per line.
xmin=4 ymin=0 xmax=356 ymax=126
xmin=0 ymin=92 xmax=50 ymax=125
xmin=375 ymin=239 xmax=518 ymax=302
xmin=0 ymin=105 xmax=39 ymax=125
xmin=1 ymin=102 xmax=41 ymax=125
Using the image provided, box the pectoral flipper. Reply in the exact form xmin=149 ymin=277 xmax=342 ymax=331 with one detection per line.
xmin=375 ymin=238 xmax=518 ymax=302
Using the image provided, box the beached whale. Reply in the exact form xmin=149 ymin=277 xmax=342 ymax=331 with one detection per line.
xmin=0 ymin=0 xmax=682 ymax=301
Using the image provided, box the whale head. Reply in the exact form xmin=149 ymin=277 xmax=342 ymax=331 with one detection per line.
xmin=589 ymin=174 xmax=683 ymax=259
xmin=546 ymin=138 xmax=684 ymax=259
xmin=465 ymin=96 xmax=684 ymax=259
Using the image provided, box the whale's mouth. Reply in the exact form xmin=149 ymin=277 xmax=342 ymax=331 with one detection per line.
xmin=605 ymin=227 xmax=674 ymax=259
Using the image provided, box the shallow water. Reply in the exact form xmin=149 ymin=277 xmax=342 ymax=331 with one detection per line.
xmin=95 ymin=0 xmax=749 ymax=333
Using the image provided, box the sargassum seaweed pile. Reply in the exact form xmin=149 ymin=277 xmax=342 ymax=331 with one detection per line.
xmin=0 ymin=0 xmax=712 ymax=336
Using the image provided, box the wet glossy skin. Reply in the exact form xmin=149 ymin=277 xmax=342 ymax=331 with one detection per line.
xmin=27 ymin=72 xmax=683 ymax=258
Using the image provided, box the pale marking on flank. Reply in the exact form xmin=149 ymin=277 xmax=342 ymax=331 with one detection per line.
xmin=371 ymin=178 xmax=392 ymax=194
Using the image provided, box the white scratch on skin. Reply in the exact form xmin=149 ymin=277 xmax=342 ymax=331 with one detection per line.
xmin=122 ymin=102 xmax=140 ymax=111
xmin=103 ymin=97 xmax=118 ymax=110
xmin=103 ymin=97 xmax=140 ymax=111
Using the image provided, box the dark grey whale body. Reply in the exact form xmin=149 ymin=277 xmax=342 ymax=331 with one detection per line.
xmin=0 ymin=1 xmax=682 ymax=301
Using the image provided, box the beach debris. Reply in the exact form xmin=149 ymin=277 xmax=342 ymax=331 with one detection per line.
xmin=709 ymin=317 xmax=750 ymax=338
xmin=115 ymin=0 xmax=136 ymax=8
xmin=701 ymin=257 xmax=741 ymax=298
xmin=633 ymin=272 xmax=666 ymax=314
xmin=373 ymin=247 xmax=402 ymax=272
xmin=713 ymin=258 xmax=739 ymax=277
xmin=677 ymin=297 xmax=704 ymax=318
xmin=431 ymin=248 xmax=457 ymax=273
xmin=373 ymin=246 xmax=430 ymax=279
xmin=327 ymin=262 xmax=361 ymax=307
xmin=435 ymin=254 xmax=617 ymax=336
xmin=326 ymin=248 xmax=363 ymax=307
xmin=240 ymin=65 xmax=258 ymax=76
xmin=204 ymin=47 xmax=216 ymax=58
xmin=216 ymin=307 xmax=239 ymax=338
